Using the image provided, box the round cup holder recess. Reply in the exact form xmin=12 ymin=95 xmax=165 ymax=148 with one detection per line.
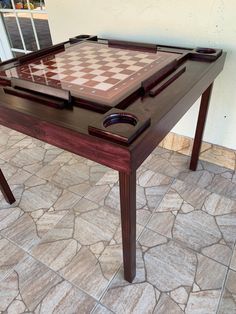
xmin=195 ymin=48 xmax=216 ymax=54
xmin=103 ymin=112 xmax=138 ymax=128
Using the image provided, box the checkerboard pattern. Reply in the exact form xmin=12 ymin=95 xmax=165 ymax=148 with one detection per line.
xmin=4 ymin=42 xmax=179 ymax=105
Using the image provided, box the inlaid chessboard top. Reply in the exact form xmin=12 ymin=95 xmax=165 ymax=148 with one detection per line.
xmin=4 ymin=42 xmax=179 ymax=106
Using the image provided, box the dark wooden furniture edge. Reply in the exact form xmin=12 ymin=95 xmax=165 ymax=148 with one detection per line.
xmin=119 ymin=171 xmax=136 ymax=282
xmin=190 ymin=83 xmax=213 ymax=170
xmin=4 ymin=87 xmax=67 ymax=109
xmin=108 ymin=39 xmax=157 ymax=53
xmin=149 ymin=66 xmax=186 ymax=97
xmin=88 ymin=108 xmax=151 ymax=145
xmin=0 ymin=169 xmax=15 ymax=204
xmin=11 ymin=78 xmax=71 ymax=102
xmin=130 ymin=53 xmax=226 ymax=170
xmin=0 ymin=104 xmax=131 ymax=173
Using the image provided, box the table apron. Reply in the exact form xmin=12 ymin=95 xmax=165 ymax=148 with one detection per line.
xmin=0 ymin=106 xmax=132 ymax=173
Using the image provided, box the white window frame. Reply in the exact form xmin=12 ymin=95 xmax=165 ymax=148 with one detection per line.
xmin=0 ymin=0 xmax=48 ymax=60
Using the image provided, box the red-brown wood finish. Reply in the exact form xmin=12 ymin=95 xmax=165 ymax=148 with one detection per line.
xmin=190 ymin=83 xmax=213 ymax=171
xmin=0 ymin=36 xmax=226 ymax=282
xmin=0 ymin=169 xmax=15 ymax=204
xmin=119 ymin=171 xmax=136 ymax=282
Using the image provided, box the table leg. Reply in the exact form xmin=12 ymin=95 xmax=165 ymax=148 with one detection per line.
xmin=119 ymin=171 xmax=136 ymax=283
xmin=190 ymin=83 xmax=214 ymax=171
xmin=0 ymin=169 xmax=15 ymax=204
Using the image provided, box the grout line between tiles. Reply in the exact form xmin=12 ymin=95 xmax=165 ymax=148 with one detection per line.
xmin=0 ymin=232 xmax=104 ymax=305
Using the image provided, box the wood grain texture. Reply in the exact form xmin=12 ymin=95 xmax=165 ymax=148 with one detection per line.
xmin=119 ymin=171 xmax=136 ymax=282
xmin=190 ymin=83 xmax=213 ymax=171
xmin=0 ymin=37 xmax=227 ymax=283
xmin=0 ymin=105 xmax=131 ymax=173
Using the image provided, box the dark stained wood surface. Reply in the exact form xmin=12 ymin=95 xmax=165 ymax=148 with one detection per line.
xmin=0 ymin=51 xmax=226 ymax=173
xmin=119 ymin=171 xmax=136 ymax=282
xmin=190 ymin=83 xmax=213 ymax=170
xmin=0 ymin=37 xmax=226 ymax=283
xmin=0 ymin=169 xmax=15 ymax=204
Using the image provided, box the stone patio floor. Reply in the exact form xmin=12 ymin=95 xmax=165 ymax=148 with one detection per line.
xmin=0 ymin=124 xmax=235 ymax=313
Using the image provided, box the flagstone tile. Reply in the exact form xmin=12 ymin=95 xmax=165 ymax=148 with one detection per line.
xmin=92 ymin=304 xmax=114 ymax=313
xmin=86 ymin=184 xmax=112 ymax=205
xmin=154 ymin=293 xmax=184 ymax=313
xmin=177 ymin=159 xmax=236 ymax=200
xmin=153 ymin=179 xmax=236 ymax=260
xmin=0 ymin=213 xmax=41 ymax=250
xmin=52 ymin=189 xmax=81 ymax=211
xmin=49 ymin=158 xmax=108 ymax=197
xmin=1 ymin=208 xmax=68 ymax=251
xmin=200 ymin=146 xmax=235 ymax=170
xmin=0 ymin=236 xmax=25 ymax=280
xmin=207 ymin=175 xmax=236 ymax=201
xmin=145 ymin=241 xmax=196 ymax=291
xmin=102 ymin=227 xmax=228 ymax=314
xmin=185 ymin=290 xmax=221 ymax=314
xmin=0 ymin=184 xmax=24 ymax=209
xmin=173 ymin=210 xmax=222 ymax=251
xmin=19 ymin=180 xmax=62 ymax=212
xmin=218 ymin=270 xmax=236 ymax=314
xmin=144 ymin=148 xmax=236 ymax=200
xmin=30 ymin=195 xmax=145 ymax=299
xmin=0 ymin=162 xmax=32 ymax=185
xmin=36 ymin=163 xmax=62 ymax=181
xmin=96 ymin=169 xmax=119 ymax=186
xmin=230 ymin=245 xmax=236 ymax=271
xmin=0 ymin=270 xmax=19 ymax=312
xmin=30 ymin=202 xmax=122 ymax=298
xmin=0 ymin=138 xmax=65 ymax=177
xmin=201 ymin=243 xmax=232 ymax=266
xmin=147 ymin=212 xmax=176 ymax=238
xmin=9 ymin=147 xmax=46 ymax=169
xmin=203 ymin=193 xmax=236 ymax=216
xmin=103 ymin=169 xmax=173 ymax=226
xmin=195 ymin=254 xmax=227 ymax=290
xmin=24 ymin=175 xmax=47 ymax=187
xmin=0 ymin=125 xmax=26 ymax=151
xmin=216 ymin=214 xmax=236 ymax=244
xmin=170 ymin=179 xmax=211 ymax=209
xmin=0 ymin=255 xmax=96 ymax=313
xmin=1 ymin=128 xmax=235 ymax=313
xmin=102 ymin=282 xmax=158 ymax=313
xmin=47 ymin=164 xmax=88 ymax=188
xmin=35 ymin=280 xmax=96 ymax=314
xmin=143 ymin=150 xmax=189 ymax=178
xmin=0 ymin=207 xmax=23 ymax=231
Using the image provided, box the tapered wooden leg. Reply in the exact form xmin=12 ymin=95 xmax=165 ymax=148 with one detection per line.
xmin=0 ymin=169 xmax=15 ymax=204
xmin=190 ymin=83 xmax=214 ymax=171
xmin=119 ymin=171 xmax=136 ymax=283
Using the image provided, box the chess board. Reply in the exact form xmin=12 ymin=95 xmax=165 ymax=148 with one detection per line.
xmin=4 ymin=42 xmax=179 ymax=106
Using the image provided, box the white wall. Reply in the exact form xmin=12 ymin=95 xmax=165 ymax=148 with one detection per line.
xmin=45 ymin=0 xmax=236 ymax=150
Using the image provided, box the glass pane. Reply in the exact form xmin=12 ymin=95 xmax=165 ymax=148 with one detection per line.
xmin=0 ymin=0 xmax=13 ymax=9
xmin=0 ymin=1 xmax=46 ymax=10
xmin=33 ymin=13 xmax=52 ymax=49
xmin=2 ymin=13 xmax=24 ymax=49
xmin=17 ymin=12 xmax=37 ymax=51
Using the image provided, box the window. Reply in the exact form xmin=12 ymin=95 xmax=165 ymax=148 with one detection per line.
xmin=0 ymin=0 xmax=52 ymax=57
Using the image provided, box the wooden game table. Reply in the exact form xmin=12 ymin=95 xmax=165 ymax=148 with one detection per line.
xmin=0 ymin=35 xmax=226 ymax=282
